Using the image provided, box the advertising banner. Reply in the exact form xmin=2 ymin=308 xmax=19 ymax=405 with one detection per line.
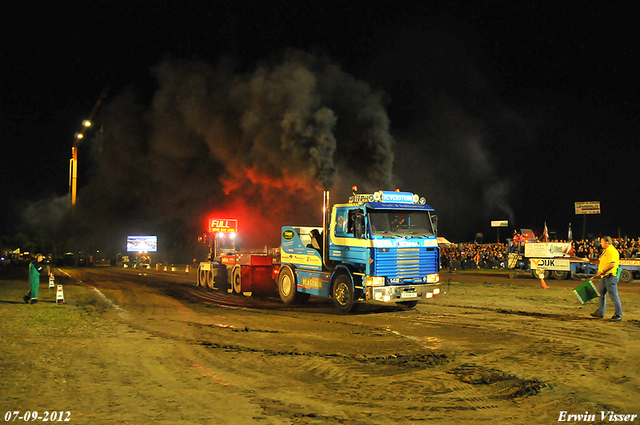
xmin=524 ymin=242 xmax=572 ymax=258
xmin=575 ymin=201 xmax=601 ymax=214
xmin=530 ymin=258 xmax=571 ymax=271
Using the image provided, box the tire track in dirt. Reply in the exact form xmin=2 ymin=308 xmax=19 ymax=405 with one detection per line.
xmin=38 ymin=267 xmax=640 ymax=423
xmin=408 ymin=308 xmax=613 ymax=346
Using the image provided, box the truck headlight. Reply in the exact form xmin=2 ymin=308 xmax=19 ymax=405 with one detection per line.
xmin=365 ymin=276 xmax=385 ymax=286
xmin=426 ymin=274 xmax=440 ymax=283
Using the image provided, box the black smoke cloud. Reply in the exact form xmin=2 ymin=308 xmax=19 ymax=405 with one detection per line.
xmin=394 ymin=95 xmax=518 ymax=242
xmin=26 ymin=50 xmax=397 ymax=261
xmin=365 ymin=25 xmax=526 ymax=242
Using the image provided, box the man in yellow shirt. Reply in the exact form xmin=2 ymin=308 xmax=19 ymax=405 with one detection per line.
xmin=585 ymin=236 xmax=623 ymax=321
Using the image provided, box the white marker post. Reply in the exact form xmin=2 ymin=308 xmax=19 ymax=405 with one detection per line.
xmin=56 ymin=285 xmax=65 ymax=304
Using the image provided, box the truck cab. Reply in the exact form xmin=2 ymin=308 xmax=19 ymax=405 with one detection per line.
xmin=279 ymin=190 xmax=442 ymax=313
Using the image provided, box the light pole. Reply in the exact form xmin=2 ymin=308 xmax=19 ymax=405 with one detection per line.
xmin=68 ymin=84 xmax=110 ymax=206
xmin=69 ymin=123 xmax=89 ymax=206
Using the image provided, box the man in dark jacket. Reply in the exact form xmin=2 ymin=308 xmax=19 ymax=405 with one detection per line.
xmin=23 ymin=253 xmax=44 ymax=304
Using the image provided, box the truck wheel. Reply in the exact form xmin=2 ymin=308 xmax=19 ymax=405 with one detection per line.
xmin=232 ymin=268 xmax=242 ymax=295
xmin=207 ymin=271 xmax=215 ymax=289
xmin=278 ymin=268 xmax=296 ymax=304
xmin=332 ymin=274 xmax=356 ymax=313
xmin=619 ymin=269 xmax=633 ymax=283
xmin=198 ymin=269 xmax=208 ymax=288
xmin=552 ymin=270 xmax=569 ymax=280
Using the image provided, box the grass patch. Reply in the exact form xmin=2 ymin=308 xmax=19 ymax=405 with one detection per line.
xmin=0 ymin=302 xmax=103 ymax=339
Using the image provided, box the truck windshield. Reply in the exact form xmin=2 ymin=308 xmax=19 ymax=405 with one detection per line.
xmin=368 ymin=209 xmax=434 ymax=237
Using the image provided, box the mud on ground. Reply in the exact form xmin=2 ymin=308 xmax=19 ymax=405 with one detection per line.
xmin=1 ymin=267 xmax=639 ymax=424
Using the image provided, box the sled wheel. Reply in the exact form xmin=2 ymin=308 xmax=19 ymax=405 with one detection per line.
xmin=552 ymin=270 xmax=569 ymax=280
xmin=619 ymin=269 xmax=633 ymax=283
xmin=232 ymin=268 xmax=243 ymax=295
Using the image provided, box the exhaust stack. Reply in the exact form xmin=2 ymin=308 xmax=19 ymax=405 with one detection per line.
xmin=322 ymin=190 xmax=333 ymax=270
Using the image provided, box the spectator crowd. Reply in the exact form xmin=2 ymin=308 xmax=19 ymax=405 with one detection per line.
xmin=441 ymin=243 xmax=508 ymax=269
xmin=440 ymin=237 xmax=640 ymax=270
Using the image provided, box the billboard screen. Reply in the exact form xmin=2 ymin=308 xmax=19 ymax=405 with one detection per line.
xmin=126 ymin=236 xmax=158 ymax=252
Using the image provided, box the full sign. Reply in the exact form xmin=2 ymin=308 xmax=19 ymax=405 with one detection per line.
xmin=209 ymin=218 xmax=238 ymax=233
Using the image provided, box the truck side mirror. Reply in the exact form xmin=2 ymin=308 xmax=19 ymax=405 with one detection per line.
xmin=431 ymin=215 xmax=438 ymax=234
xmin=354 ymin=213 xmax=365 ymax=239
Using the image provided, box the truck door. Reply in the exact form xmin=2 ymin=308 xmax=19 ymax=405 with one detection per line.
xmin=332 ymin=208 xmax=369 ymax=267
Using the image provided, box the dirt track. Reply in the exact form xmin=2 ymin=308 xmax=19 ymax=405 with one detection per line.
xmin=1 ymin=266 xmax=639 ymax=424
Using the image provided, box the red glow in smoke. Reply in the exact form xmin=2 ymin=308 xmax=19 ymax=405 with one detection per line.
xmin=209 ymin=165 xmax=324 ymax=248
xmin=221 ymin=165 xmax=318 ymax=195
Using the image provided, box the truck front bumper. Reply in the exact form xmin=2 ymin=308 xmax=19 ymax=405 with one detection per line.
xmin=362 ymin=283 xmax=441 ymax=303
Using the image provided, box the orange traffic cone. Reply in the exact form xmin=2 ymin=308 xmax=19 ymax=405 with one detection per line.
xmin=540 ymin=277 xmax=549 ymax=289
xmin=535 ymin=269 xmax=549 ymax=289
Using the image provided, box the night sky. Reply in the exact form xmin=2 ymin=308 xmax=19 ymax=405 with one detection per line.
xmin=2 ymin=1 xmax=639 ymax=258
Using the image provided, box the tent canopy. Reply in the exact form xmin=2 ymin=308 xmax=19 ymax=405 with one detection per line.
xmin=437 ymin=237 xmax=455 ymax=247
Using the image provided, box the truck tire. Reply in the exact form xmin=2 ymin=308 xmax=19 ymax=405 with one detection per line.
xmin=232 ymin=267 xmax=243 ymax=295
xmin=552 ymin=270 xmax=569 ymax=280
xmin=278 ymin=267 xmax=296 ymax=304
xmin=207 ymin=270 xmax=215 ymax=289
xmin=332 ymin=274 xmax=356 ymax=313
xmin=198 ymin=268 xmax=208 ymax=288
xmin=619 ymin=269 xmax=633 ymax=283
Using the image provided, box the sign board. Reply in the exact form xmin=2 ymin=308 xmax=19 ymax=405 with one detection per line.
xmin=491 ymin=220 xmax=508 ymax=227
xmin=530 ymin=258 xmax=571 ymax=271
xmin=209 ymin=218 xmax=238 ymax=233
xmin=575 ymin=201 xmax=601 ymax=215
xmin=524 ymin=242 xmax=572 ymax=258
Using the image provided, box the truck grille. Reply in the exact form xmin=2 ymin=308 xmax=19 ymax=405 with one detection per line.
xmin=374 ymin=247 xmax=439 ymax=282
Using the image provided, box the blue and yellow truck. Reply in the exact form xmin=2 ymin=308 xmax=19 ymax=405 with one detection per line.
xmin=278 ymin=189 xmax=442 ymax=312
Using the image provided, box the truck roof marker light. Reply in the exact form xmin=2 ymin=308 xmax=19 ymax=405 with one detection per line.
xmin=373 ymin=191 xmax=382 ymax=202
xmin=352 ymin=185 xmax=358 ymax=194
xmin=413 ymin=194 xmax=419 ymax=203
xmin=395 ymin=188 xmax=400 ymax=192
xmin=419 ymin=197 xmax=426 ymax=205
